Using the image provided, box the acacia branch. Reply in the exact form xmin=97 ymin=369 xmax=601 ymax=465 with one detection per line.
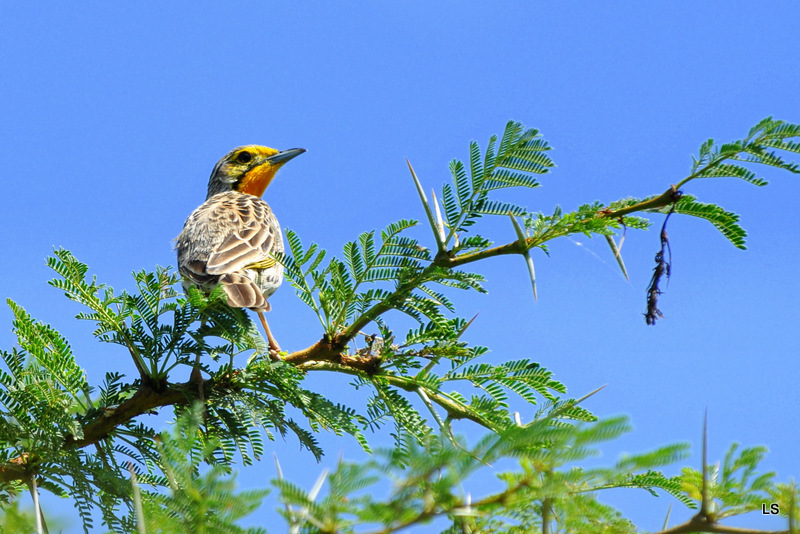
xmin=0 ymin=333 xmax=495 ymax=484
xmin=0 ymin=383 xmax=188 ymax=483
xmin=441 ymin=241 xmax=525 ymax=268
xmin=293 ymin=359 xmax=502 ymax=431
xmin=432 ymin=185 xmax=683 ymax=271
xmin=64 ymin=385 xmax=188 ymax=449
xmin=654 ymin=514 xmax=788 ymax=534
xmin=0 ymin=172 xmax=746 ymax=486
xmin=598 ymin=186 xmax=680 ymax=220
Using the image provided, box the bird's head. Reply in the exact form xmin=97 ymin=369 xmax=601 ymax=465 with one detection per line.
xmin=206 ymin=145 xmax=306 ymax=199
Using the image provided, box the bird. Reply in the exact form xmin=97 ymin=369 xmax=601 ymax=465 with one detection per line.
xmin=176 ymin=145 xmax=306 ymax=358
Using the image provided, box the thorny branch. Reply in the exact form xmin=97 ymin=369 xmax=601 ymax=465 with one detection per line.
xmin=0 ymin=181 xmax=745 ymax=485
xmin=440 ymin=184 xmax=685 ymax=270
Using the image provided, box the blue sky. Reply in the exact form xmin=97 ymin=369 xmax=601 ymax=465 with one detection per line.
xmin=2 ymin=2 xmax=799 ymax=531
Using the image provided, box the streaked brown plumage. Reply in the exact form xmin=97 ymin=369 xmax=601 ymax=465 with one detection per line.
xmin=176 ymin=145 xmax=305 ymax=355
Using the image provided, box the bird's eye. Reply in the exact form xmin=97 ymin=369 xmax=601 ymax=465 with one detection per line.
xmin=236 ymin=151 xmax=252 ymax=163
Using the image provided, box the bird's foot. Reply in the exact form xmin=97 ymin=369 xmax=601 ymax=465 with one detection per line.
xmin=268 ymin=344 xmax=283 ymax=362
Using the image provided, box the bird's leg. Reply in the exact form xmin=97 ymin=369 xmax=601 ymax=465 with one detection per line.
xmin=257 ymin=310 xmax=282 ymax=361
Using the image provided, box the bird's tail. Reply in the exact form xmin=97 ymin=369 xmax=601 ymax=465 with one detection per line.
xmin=218 ymin=273 xmax=270 ymax=311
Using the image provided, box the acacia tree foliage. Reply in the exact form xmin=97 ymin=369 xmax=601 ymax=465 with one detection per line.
xmin=1 ymin=118 xmax=799 ymax=533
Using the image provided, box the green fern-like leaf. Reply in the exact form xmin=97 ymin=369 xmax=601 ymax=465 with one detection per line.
xmin=437 ymin=121 xmax=553 ymax=247
xmin=687 ymin=117 xmax=800 ymax=187
xmin=652 ymin=195 xmax=747 ymax=249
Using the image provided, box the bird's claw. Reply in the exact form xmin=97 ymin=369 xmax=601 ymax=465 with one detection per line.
xmin=268 ymin=346 xmax=283 ymax=362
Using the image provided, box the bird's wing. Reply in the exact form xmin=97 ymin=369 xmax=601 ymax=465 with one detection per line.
xmin=205 ymin=199 xmax=277 ymax=275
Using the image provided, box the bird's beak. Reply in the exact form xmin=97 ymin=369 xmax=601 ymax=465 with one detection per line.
xmin=239 ymin=147 xmax=307 ymax=197
xmin=267 ymin=148 xmax=307 ymax=165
